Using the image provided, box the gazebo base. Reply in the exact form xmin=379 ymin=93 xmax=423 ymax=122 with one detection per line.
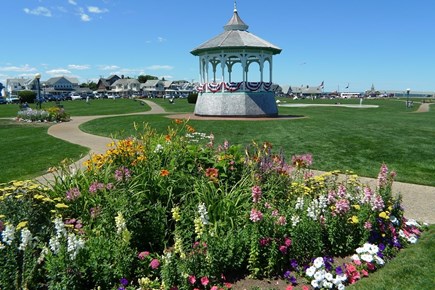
xmin=194 ymin=91 xmax=278 ymax=117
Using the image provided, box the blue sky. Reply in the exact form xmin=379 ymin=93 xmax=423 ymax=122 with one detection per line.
xmin=1 ymin=0 xmax=434 ymax=92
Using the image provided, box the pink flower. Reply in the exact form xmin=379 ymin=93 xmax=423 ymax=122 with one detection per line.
xmin=249 ymin=208 xmax=263 ymax=222
xmin=211 ymin=286 xmax=219 ymax=290
xmin=361 ymin=269 xmax=369 ymax=277
xmin=201 ymin=276 xmax=209 ymax=286
xmin=279 ymin=245 xmax=287 ymax=254
xmin=302 ymin=286 xmax=310 ymax=290
xmin=284 ymin=237 xmax=292 ymax=247
xmin=66 ymin=187 xmax=81 ymax=201
xmin=367 ymin=262 xmax=375 ymax=271
xmin=149 ymin=258 xmax=160 ymax=269
xmin=138 ymin=251 xmax=149 ymax=260
xmin=364 ymin=221 xmax=372 ymax=230
xmin=251 ymin=185 xmax=262 ymax=203
xmin=335 ymin=199 xmax=350 ymax=215
xmin=353 ymin=259 xmax=362 ymax=266
xmin=188 ymin=275 xmax=196 ymax=285
xmin=286 ymin=286 xmax=293 ymax=290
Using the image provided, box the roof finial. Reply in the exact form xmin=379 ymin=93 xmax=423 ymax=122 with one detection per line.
xmin=234 ymin=0 xmax=237 ymax=12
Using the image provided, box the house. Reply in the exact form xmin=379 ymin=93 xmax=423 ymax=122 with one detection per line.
xmin=141 ymin=80 xmax=165 ymax=97
xmin=6 ymin=78 xmax=30 ymax=95
xmin=45 ymin=77 xmax=75 ymax=92
xmin=97 ymin=75 xmax=120 ymax=92
xmin=111 ymin=78 xmax=141 ymax=97
xmin=286 ymin=85 xmax=322 ymax=98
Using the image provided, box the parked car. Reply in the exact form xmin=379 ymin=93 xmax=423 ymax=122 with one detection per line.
xmin=6 ymin=95 xmax=19 ymax=104
xmin=70 ymin=93 xmax=82 ymax=100
xmin=107 ymin=94 xmax=121 ymax=99
xmin=0 ymin=97 xmax=7 ymax=104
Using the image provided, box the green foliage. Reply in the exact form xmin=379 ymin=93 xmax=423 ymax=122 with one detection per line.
xmin=187 ymin=92 xmax=198 ymax=104
xmin=18 ymin=90 xmax=37 ymax=103
xmin=138 ymin=75 xmax=158 ymax=83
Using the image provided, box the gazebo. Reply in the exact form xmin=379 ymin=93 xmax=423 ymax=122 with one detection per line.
xmin=191 ymin=2 xmax=282 ymax=117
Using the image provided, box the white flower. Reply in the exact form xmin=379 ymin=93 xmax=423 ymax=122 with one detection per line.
xmin=1 ymin=224 xmax=15 ymax=245
xmin=115 ymin=212 xmax=127 ymax=234
xmin=408 ymin=236 xmax=417 ymax=244
xmin=398 ymin=229 xmax=406 ymax=238
xmin=306 ymin=266 xmax=316 ymax=277
xmin=54 ymin=217 xmax=66 ymax=239
xmin=362 ymin=243 xmax=372 ymax=253
xmin=154 ymin=144 xmax=164 ymax=153
xmin=325 ymin=272 xmax=334 ymax=281
xmin=323 ymin=281 xmax=333 ymax=289
xmin=198 ymin=202 xmax=209 ymax=225
xmin=368 ymin=244 xmax=379 ymax=255
xmin=37 ymin=247 xmax=49 ymax=264
xmin=337 ymin=283 xmax=346 ymax=290
xmin=355 ymin=246 xmax=364 ymax=254
xmin=291 ymin=215 xmax=300 ymax=226
xmin=374 ymin=255 xmax=384 ymax=265
xmin=0 ymin=242 xmax=5 ymax=249
xmin=49 ymin=237 xmax=61 ymax=254
xmin=336 ymin=274 xmax=347 ymax=282
xmin=351 ymin=254 xmax=360 ymax=261
xmin=295 ymin=196 xmax=304 ymax=210
xmin=67 ymin=233 xmax=85 ymax=260
xmin=18 ymin=228 xmax=32 ymax=251
xmin=405 ymin=219 xmax=420 ymax=227
xmin=311 ymin=279 xmax=319 ymax=289
xmin=314 ymin=270 xmax=325 ymax=282
xmin=361 ymin=254 xmax=373 ymax=263
xmin=313 ymin=257 xmax=324 ymax=269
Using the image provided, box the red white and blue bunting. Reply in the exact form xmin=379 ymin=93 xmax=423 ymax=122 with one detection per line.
xmin=198 ymin=82 xmax=273 ymax=93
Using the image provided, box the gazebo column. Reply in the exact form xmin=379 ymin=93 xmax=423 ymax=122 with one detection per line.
xmin=269 ymin=57 xmax=273 ymax=84
xmin=205 ymin=59 xmax=210 ymax=92
xmin=220 ymin=55 xmax=226 ymax=92
xmin=240 ymin=54 xmax=247 ymax=91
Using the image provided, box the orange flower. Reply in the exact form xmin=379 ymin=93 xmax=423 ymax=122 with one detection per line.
xmin=175 ymin=119 xmax=184 ymax=124
xmin=160 ymin=169 xmax=170 ymax=177
xmin=186 ymin=125 xmax=196 ymax=133
xmin=165 ymin=134 xmax=171 ymax=142
xmin=205 ymin=168 xmax=219 ymax=178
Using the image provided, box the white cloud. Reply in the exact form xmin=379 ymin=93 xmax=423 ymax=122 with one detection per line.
xmin=146 ymin=65 xmax=174 ymax=70
xmin=68 ymin=0 xmax=77 ymax=5
xmin=157 ymin=37 xmax=167 ymax=43
xmin=23 ymin=6 xmax=52 ymax=17
xmin=80 ymin=13 xmax=91 ymax=21
xmin=0 ymin=64 xmax=37 ymax=73
xmin=88 ymin=6 xmax=109 ymax=14
xmin=46 ymin=69 xmax=72 ymax=76
xmin=99 ymin=65 xmax=120 ymax=71
xmin=68 ymin=64 xmax=90 ymax=70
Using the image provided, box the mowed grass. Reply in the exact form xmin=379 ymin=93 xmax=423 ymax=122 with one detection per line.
xmin=0 ymin=120 xmax=88 ymax=183
xmin=81 ymin=98 xmax=435 ymax=186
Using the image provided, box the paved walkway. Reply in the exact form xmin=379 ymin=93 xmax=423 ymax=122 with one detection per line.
xmin=36 ymin=100 xmax=435 ymax=224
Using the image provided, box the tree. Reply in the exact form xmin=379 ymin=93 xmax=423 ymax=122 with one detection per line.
xmin=138 ymin=75 xmax=158 ymax=83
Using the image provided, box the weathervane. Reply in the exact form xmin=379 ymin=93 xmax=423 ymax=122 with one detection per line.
xmin=234 ymin=0 xmax=237 ymax=12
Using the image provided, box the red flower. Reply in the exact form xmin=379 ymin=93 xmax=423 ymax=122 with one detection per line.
xmin=302 ymin=286 xmax=310 ymax=290
xmin=285 ymin=286 xmax=293 ymax=290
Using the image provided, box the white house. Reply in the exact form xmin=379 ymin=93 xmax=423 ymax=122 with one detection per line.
xmin=111 ymin=79 xmax=141 ymax=96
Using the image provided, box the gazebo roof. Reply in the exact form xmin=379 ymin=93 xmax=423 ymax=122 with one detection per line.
xmin=191 ymin=7 xmax=281 ymax=56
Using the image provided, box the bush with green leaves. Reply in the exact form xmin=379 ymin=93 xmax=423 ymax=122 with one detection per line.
xmin=17 ymin=90 xmax=37 ymax=103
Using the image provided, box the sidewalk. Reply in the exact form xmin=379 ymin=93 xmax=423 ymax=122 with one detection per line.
xmin=36 ymin=100 xmax=435 ymax=224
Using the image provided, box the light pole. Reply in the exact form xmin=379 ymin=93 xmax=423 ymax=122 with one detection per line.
xmin=406 ymin=88 xmax=410 ymax=108
xmin=35 ymin=73 xmax=41 ymax=109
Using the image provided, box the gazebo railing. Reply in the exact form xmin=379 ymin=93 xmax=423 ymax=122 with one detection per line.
xmin=196 ymin=81 xmax=272 ymax=93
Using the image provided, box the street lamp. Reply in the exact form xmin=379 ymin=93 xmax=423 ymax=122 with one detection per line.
xmin=406 ymin=88 xmax=410 ymax=108
xmin=35 ymin=73 xmax=41 ymax=109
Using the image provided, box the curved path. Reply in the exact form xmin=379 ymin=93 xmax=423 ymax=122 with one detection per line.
xmin=36 ymin=100 xmax=435 ymax=224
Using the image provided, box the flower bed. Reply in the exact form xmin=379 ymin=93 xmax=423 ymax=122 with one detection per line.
xmin=0 ymin=120 xmax=425 ymax=289
xmin=16 ymin=106 xmax=70 ymax=123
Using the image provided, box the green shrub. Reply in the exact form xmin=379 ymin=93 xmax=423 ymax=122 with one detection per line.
xmin=187 ymin=92 xmax=198 ymax=104
xmin=17 ymin=90 xmax=37 ymax=103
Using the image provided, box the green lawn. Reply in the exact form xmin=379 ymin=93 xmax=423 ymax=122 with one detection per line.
xmin=80 ymin=98 xmax=435 ymax=186
xmin=0 ymin=119 xmax=88 ymax=183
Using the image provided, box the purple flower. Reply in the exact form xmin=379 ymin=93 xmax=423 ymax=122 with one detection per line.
xmin=290 ymin=259 xmax=299 ymax=270
xmin=249 ymin=208 xmax=263 ymax=222
xmin=115 ymin=167 xmax=131 ymax=182
xmin=120 ymin=278 xmax=128 ymax=286
xmin=251 ymin=185 xmax=262 ymax=203
xmin=335 ymin=266 xmax=344 ymax=275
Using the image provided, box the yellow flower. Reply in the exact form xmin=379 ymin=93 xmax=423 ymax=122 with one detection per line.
xmin=379 ymin=212 xmax=389 ymax=219
xmin=55 ymin=203 xmax=69 ymax=209
xmin=13 ymin=181 xmax=24 ymax=187
xmin=15 ymin=194 xmax=24 ymax=199
xmin=33 ymin=194 xmax=46 ymax=200
xmin=16 ymin=221 xmax=28 ymax=230
xmin=0 ymin=214 xmax=5 ymax=219
xmin=348 ymin=215 xmax=359 ymax=224
xmin=171 ymin=207 xmax=181 ymax=222
xmin=43 ymin=197 xmax=54 ymax=203
xmin=352 ymin=205 xmax=361 ymax=210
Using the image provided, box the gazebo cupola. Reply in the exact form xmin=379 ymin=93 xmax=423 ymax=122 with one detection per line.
xmin=191 ymin=1 xmax=282 ymax=117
